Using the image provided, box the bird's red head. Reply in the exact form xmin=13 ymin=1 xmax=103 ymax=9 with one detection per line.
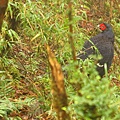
xmin=99 ymin=23 xmax=107 ymax=31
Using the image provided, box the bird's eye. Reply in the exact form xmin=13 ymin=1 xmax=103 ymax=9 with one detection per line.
xmin=99 ymin=23 xmax=106 ymax=31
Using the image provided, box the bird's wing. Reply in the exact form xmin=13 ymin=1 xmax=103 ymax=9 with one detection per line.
xmin=77 ymin=39 xmax=98 ymax=60
xmin=97 ymin=42 xmax=114 ymax=67
xmin=95 ymin=41 xmax=114 ymax=77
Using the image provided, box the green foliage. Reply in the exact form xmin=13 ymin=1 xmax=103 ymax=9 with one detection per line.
xmin=66 ymin=60 xmax=120 ymax=119
xmin=0 ymin=0 xmax=120 ymax=119
xmin=0 ymin=97 xmax=34 ymax=119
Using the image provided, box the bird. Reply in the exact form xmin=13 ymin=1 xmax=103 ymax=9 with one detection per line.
xmin=77 ymin=23 xmax=114 ymax=77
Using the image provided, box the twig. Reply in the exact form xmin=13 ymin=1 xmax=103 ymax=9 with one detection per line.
xmin=68 ymin=0 xmax=76 ymax=61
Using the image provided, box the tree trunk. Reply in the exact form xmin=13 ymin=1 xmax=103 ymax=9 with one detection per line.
xmin=0 ymin=0 xmax=8 ymax=31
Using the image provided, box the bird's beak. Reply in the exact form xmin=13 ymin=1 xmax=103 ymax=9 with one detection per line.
xmin=97 ymin=24 xmax=102 ymax=32
xmin=97 ymin=24 xmax=100 ymax=28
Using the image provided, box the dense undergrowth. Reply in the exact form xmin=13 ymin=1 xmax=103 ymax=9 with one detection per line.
xmin=0 ymin=0 xmax=120 ymax=119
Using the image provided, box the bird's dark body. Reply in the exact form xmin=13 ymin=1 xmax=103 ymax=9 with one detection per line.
xmin=77 ymin=23 xmax=114 ymax=77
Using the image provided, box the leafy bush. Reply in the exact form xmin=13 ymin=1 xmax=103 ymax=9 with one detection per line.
xmin=66 ymin=60 xmax=120 ymax=119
